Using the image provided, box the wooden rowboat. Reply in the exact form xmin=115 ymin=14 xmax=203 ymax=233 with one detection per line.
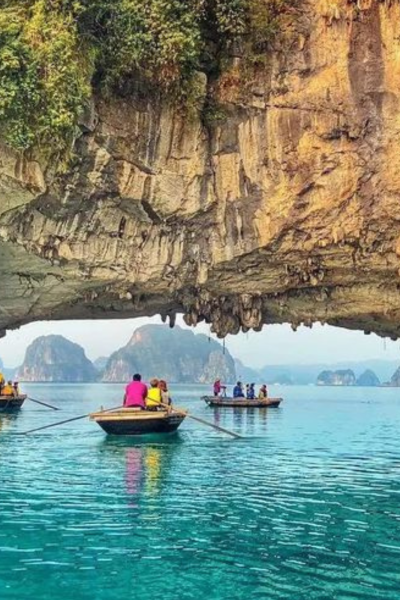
xmin=90 ymin=408 xmax=186 ymax=436
xmin=0 ymin=395 xmax=27 ymax=412
xmin=203 ymin=396 xmax=283 ymax=408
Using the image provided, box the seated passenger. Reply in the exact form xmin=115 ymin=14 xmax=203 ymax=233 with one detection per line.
xmin=233 ymin=381 xmax=245 ymax=398
xmin=248 ymin=383 xmax=256 ymax=399
xmin=146 ymin=378 xmax=163 ymax=410
xmin=0 ymin=371 xmax=4 ymax=394
xmin=258 ymin=384 xmax=268 ymax=399
xmin=13 ymin=381 xmax=20 ymax=396
xmin=2 ymin=381 xmax=15 ymax=397
xmin=158 ymin=379 xmax=171 ymax=406
xmin=124 ymin=373 xmax=147 ymax=409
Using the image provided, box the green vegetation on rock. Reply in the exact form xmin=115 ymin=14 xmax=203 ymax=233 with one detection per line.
xmin=102 ymin=324 xmax=236 ymax=383
xmin=17 ymin=334 xmax=98 ymax=382
xmin=0 ymin=0 xmax=289 ymax=155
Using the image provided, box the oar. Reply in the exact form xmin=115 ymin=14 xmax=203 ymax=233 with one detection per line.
xmin=27 ymin=396 xmax=60 ymax=411
xmin=21 ymin=405 xmax=124 ymax=435
xmin=164 ymin=402 xmax=241 ymax=439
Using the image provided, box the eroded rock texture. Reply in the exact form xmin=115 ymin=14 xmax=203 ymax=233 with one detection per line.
xmin=2 ymin=0 xmax=400 ymax=338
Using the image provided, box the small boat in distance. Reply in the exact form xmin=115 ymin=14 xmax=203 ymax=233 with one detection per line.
xmin=203 ymin=396 xmax=283 ymax=408
xmin=0 ymin=395 xmax=27 ymax=412
xmin=90 ymin=408 xmax=186 ymax=436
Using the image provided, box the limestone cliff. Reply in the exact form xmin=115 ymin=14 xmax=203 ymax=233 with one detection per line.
xmin=317 ymin=369 xmax=356 ymax=386
xmin=18 ymin=335 xmax=97 ymax=382
xmin=389 ymin=365 xmax=400 ymax=386
xmin=102 ymin=325 xmax=235 ymax=383
xmin=356 ymin=369 xmax=380 ymax=386
xmin=3 ymin=1 xmax=400 ymax=339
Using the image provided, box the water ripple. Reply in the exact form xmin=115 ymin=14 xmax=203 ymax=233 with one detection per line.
xmin=1 ymin=384 xmax=400 ymax=599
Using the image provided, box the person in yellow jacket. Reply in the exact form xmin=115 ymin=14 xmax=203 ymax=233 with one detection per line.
xmin=146 ymin=378 xmax=163 ymax=410
xmin=0 ymin=371 xmax=4 ymax=394
xmin=2 ymin=381 xmax=15 ymax=396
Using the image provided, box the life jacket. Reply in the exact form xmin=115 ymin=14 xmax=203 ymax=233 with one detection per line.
xmin=0 ymin=372 xmax=4 ymax=386
xmin=146 ymin=387 xmax=162 ymax=408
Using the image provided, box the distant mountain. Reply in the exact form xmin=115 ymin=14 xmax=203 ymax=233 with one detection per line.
xmin=18 ymin=335 xmax=97 ymax=382
xmin=102 ymin=325 xmax=236 ymax=383
xmin=389 ymin=365 xmax=400 ymax=386
xmin=93 ymin=356 xmax=109 ymax=372
xmin=317 ymin=369 xmax=356 ymax=386
xmin=259 ymin=360 xmax=400 ymax=385
xmin=356 ymin=369 xmax=380 ymax=387
xmin=0 ymin=357 xmax=18 ymax=381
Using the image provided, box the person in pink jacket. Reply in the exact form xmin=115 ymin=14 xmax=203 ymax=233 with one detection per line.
xmin=124 ymin=373 xmax=148 ymax=409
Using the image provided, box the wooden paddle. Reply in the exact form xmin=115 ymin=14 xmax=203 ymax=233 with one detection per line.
xmin=162 ymin=402 xmax=241 ymax=439
xmin=21 ymin=405 xmax=124 ymax=435
xmin=27 ymin=396 xmax=60 ymax=411
xmin=22 ymin=402 xmax=241 ymax=439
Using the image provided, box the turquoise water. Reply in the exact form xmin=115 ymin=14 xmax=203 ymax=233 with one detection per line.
xmin=1 ymin=384 xmax=400 ymax=599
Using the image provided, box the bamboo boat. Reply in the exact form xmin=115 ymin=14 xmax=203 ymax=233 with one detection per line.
xmin=90 ymin=408 xmax=186 ymax=436
xmin=203 ymin=396 xmax=283 ymax=408
xmin=0 ymin=395 xmax=27 ymax=412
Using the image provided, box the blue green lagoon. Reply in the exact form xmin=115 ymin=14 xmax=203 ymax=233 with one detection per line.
xmin=1 ymin=383 xmax=400 ymax=599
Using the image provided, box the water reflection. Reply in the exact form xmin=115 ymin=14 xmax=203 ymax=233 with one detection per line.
xmin=144 ymin=447 xmax=161 ymax=496
xmin=124 ymin=446 xmax=164 ymax=505
xmin=125 ymin=448 xmax=144 ymax=506
xmin=0 ymin=412 xmax=19 ymax=433
xmin=99 ymin=437 xmax=180 ymax=508
xmin=212 ymin=406 xmax=270 ymax=436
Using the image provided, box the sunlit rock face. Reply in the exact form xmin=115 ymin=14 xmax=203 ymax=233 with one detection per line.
xmin=102 ymin=325 xmax=235 ymax=383
xmin=2 ymin=0 xmax=400 ymax=339
xmin=17 ymin=335 xmax=97 ymax=382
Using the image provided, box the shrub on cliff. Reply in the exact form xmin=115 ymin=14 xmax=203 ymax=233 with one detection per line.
xmin=0 ymin=0 xmax=290 ymax=155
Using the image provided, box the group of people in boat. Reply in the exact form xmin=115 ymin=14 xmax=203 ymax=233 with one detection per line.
xmin=0 ymin=372 xmax=20 ymax=397
xmin=124 ymin=374 xmax=172 ymax=410
xmin=213 ymin=379 xmax=268 ymax=399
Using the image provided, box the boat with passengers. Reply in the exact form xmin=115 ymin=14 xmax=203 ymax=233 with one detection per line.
xmin=0 ymin=395 xmax=27 ymax=412
xmin=203 ymin=396 xmax=282 ymax=408
xmin=90 ymin=407 xmax=186 ymax=436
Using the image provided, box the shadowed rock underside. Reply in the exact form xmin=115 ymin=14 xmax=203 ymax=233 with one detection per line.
xmin=2 ymin=0 xmax=400 ymax=340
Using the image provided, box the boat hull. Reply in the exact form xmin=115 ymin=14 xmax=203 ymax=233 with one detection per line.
xmin=90 ymin=409 xmax=186 ymax=436
xmin=0 ymin=395 xmax=27 ymax=412
xmin=203 ymin=396 xmax=282 ymax=408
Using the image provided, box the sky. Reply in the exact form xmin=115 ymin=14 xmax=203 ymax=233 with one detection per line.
xmin=1 ymin=316 xmax=400 ymax=369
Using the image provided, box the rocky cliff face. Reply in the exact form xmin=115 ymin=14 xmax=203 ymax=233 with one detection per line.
xmin=102 ymin=325 xmax=235 ymax=383
xmin=389 ymin=365 xmax=400 ymax=386
xmin=317 ymin=369 xmax=356 ymax=386
xmin=356 ymin=369 xmax=380 ymax=386
xmin=18 ymin=335 xmax=97 ymax=382
xmin=3 ymin=1 xmax=400 ymax=340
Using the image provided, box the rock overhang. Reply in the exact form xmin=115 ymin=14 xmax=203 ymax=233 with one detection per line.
xmin=1 ymin=1 xmax=400 ymax=340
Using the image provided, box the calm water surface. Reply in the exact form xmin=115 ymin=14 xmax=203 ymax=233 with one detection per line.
xmin=1 ymin=384 xmax=400 ymax=599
